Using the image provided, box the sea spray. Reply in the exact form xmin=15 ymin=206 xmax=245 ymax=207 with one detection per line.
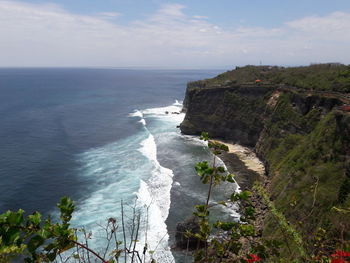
xmin=135 ymin=133 xmax=175 ymax=262
xmin=70 ymin=102 xmax=183 ymax=262
xmin=132 ymin=103 xmax=187 ymax=262
xmin=138 ymin=133 xmax=174 ymax=220
xmin=69 ymin=101 xmax=240 ymax=262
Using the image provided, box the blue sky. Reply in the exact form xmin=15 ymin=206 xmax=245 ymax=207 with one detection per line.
xmin=20 ymin=0 xmax=350 ymax=27
xmin=1 ymin=0 xmax=350 ymax=68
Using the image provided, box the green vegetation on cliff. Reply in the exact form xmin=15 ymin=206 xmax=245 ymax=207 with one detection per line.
xmin=260 ymin=95 xmax=350 ymax=260
xmin=180 ymin=64 xmax=350 ymax=261
xmin=188 ymin=63 xmax=350 ymax=93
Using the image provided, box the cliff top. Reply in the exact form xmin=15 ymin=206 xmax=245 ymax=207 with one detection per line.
xmin=188 ymin=63 xmax=350 ymax=93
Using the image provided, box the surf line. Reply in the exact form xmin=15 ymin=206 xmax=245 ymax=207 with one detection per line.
xmin=131 ymin=108 xmax=175 ymax=262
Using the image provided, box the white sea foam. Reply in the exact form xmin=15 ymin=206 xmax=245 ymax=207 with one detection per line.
xmin=173 ymin=99 xmax=182 ymax=106
xmin=219 ymin=201 xmax=241 ymax=219
xmin=73 ymin=101 xmax=183 ymax=262
xmin=142 ymin=101 xmax=185 ymax=123
xmin=182 ymin=134 xmax=208 ymax=147
xmin=129 ymin=109 xmax=147 ymax=126
xmin=135 ymin=133 xmax=175 ymax=261
xmin=129 ymin=110 xmax=143 ymax=118
xmin=133 ymin=101 xmax=187 ymax=262
xmin=69 ymin=132 xmax=153 ymax=260
xmin=139 ymin=118 xmax=146 ymax=126
xmin=138 ymin=133 xmax=174 ymax=220
xmin=130 ymin=101 xmax=184 ymax=127
xmin=136 ymin=180 xmax=174 ymax=262
xmin=139 ymin=133 xmax=157 ymax=163
xmin=215 ymin=156 xmax=241 ymax=193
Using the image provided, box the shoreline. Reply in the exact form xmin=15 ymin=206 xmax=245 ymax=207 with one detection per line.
xmin=210 ymin=139 xmax=265 ymax=190
xmin=172 ymin=136 xmax=270 ymax=257
xmin=210 ymin=139 xmax=269 ymax=252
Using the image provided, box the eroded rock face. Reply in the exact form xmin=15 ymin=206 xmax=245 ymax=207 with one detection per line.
xmin=181 ymin=83 xmax=345 ymax=150
xmin=175 ymin=216 xmax=205 ymax=250
xmin=180 ymin=85 xmax=274 ymax=147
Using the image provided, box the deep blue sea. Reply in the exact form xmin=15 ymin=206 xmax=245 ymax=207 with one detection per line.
xmin=0 ymin=68 xmax=237 ymax=262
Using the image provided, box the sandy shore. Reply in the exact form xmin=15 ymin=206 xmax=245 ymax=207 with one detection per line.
xmin=210 ymin=139 xmax=269 ymax=254
xmin=209 ymin=139 xmax=265 ymax=190
xmin=173 ymin=138 xmax=269 ymax=255
xmin=212 ymin=140 xmax=265 ymax=176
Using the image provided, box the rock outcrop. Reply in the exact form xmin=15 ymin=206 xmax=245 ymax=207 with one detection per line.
xmin=180 ymin=85 xmax=274 ymax=147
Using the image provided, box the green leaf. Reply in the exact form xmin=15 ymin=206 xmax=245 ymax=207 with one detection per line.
xmin=239 ymin=191 xmax=251 ymax=200
xmin=230 ymin=193 xmax=240 ymax=202
xmin=58 ymin=242 xmax=75 ymax=253
xmin=38 ymin=228 xmax=51 ymax=239
xmin=231 ymin=191 xmax=251 ymax=201
xmin=199 ymin=221 xmax=211 ymax=234
xmin=208 ymin=142 xmax=214 ymax=148
xmin=28 ymin=212 xmax=41 ymax=226
xmin=240 ymin=224 xmax=255 ymax=236
xmin=28 ymin=235 xmax=45 ymax=253
xmin=195 ymin=161 xmax=210 ymax=177
xmin=6 ymin=228 xmax=22 ymax=244
xmin=219 ymin=144 xmax=229 ymax=151
xmin=244 ymin=206 xmax=255 ymax=217
xmin=7 ymin=210 xmax=24 ymax=225
xmin=217 ymin=166 xmax=225 ymax=173
xmin=0 ymin=211 xmax=10 ymax=223
xmin=184 ymin=230 xmax=193 ymax=238
xmin=200 ymin=132 xmax=209 ymax=141
xmin=213 ymin=150 xmax=222 ymax=155
xmin=217 ymin=201 xmax=227 ymax=206
xmin=202 ymin=175 xmax=210 ymax=184
xmin=195 ymin=205 xmax=206 ymax=213
xmin=227 ymin=174 xmax=236 ymax=183
xmin=57 ymin=197 xmax=75 ymax=224
xmin=47 ymin=251 xmax=58 ymax=261
xmin=217 ymin=221 xmax=236 ymax=231
xmin=205 ymin=167 xmax=214 ymax=175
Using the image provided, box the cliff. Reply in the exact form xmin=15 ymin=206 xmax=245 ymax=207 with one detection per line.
xmin=180 ymin=65 xmax=350 ymax=260
xmin=181 ymin=84 xmax=274 ymax=147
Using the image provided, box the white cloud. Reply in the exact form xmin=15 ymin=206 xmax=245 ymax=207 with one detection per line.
xmin=0 ymin=1 xmax=349 ymax=68
xmin=157 ymin=3 xmax=185 ymax=17
xmin=98 ymin=12 xmax=121 ymax=18
xmin=193 ymin=15 xmax=208 ymax=20
xmin=287 ymin=12 xmax=350 ymax=33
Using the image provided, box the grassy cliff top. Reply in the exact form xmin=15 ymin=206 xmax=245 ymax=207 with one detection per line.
xmin=189 ymin=63 xmax=350 ymax=93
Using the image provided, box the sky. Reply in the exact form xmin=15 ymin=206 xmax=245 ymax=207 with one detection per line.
xmin=1 ymin=0 xmax=350 ymax=69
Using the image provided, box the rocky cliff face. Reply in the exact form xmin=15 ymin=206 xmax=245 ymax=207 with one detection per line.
xmin=180 ymin=74 xmax=350 ymax=259
xmin=180 ymin=85 xmax=274 ymax=147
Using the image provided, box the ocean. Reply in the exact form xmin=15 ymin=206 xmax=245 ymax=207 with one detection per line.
xmin=0 ymin=68 xmax=237 ymax=262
